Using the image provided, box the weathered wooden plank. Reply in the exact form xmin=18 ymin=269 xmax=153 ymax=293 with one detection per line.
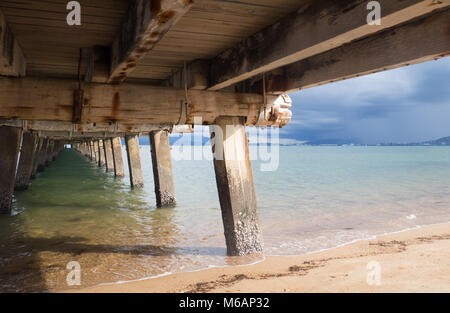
xmin=210 ymin=116 xmax=263 ymax=256
xmin=263 ymin=9 xmax=450 ymax=93
xmin=0 ymin=78 xmax=292 ymax=128
xmin=150 ymin=130 xmax=176 ymax=207
xmin=0 ymin=119 xmax=174 ymax=134
xmin=0 ymin=126 xmax=22 ymax=214
xmin=209 ymin=0 xmax=449 ymax=90
xmin=0 ymin=9 xmax=26 ymax=76
xmin=125 ymin=135 xmax=144 ymax=187
xmin=15 ymin=132 xmax=38 ymax=191
xmin=109 ymin=0 xmax=194 ymax=84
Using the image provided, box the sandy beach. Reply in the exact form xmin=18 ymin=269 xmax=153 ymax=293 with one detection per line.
xmin=67 ymin=222 xmax=450 ymax=293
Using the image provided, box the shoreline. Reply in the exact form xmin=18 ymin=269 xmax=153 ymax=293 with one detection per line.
xmin=65 ymin=222 xmax=450 ymax=293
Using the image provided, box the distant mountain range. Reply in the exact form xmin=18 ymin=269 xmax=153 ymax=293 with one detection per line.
xmin=134 ymin=135 xmax=450 ymax=147
xmin=380 ymin=136 xmax=450 ymax=146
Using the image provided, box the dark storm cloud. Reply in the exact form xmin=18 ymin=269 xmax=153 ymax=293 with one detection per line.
xmin=284 ymin=58 xmax=450 ymax=144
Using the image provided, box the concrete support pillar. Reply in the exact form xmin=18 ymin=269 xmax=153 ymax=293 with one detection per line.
xmin=51 ymin=140 xmax=60 ymax=161
xmin=97 ymin=140 xmax=105 ymax=167
xmin=37 ymin=138 xmax=49 ymax=172
xmin=111 ymin=137 xmax=125 ymax=177
xmin=15 ymin=132 xmax=39 ymax=191
xmin=210 ymin=116 xmax=263 ymax=256
xmin=149 ymin=130 xmax=176 ymax=207
xmin=103 ymin=139 xmax=114 ymax=172
xmin=125 ymin=135 xmax=144 ymax=187
xmin=31 ymin=138 xmax=44 ymax=179
xmin=93 ymin=141 xmax=99 ymax=162
xmin=45 ymin=140 xmax=54 ymax=166
xmin=89 ymin=141 xmax=94 ymax=161
xmin=0 ymin=126 xmax=22 ymax=214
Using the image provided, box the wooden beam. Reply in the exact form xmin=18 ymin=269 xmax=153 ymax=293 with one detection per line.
xmin=0 ymin=10 xmax=26 ymax=77
xmin=0 ymin=78 xmax=292 ymax=128
xmin=208 ymin=0 xmax=449 ymax=91
xmin=263 ymin=8 xmax=450 ymax=93
xmin=150 ymin=130 xmax=176 ymax=207
xmin=0 ymin=126 xmax=22 ymax=214
xmin=125 ymin=135 xmax=144 ymax=187
xmin=15 ymin=132 xmax=38 ymax=191
xmin=0 ymin=119 xmax=174 ymax=134
xmin=109 ymin=0 xmax=194 ymax=84
xmin=210 ymin=117 xmax=263 ymax=256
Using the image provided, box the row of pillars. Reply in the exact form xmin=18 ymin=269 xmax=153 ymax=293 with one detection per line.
xmin=72 ymin=130 xmax=176 ymax=208
xmin=72 ymin=118 xmax=263 ymax=256
xmin=0 ymin=126 xmax=64 ymax=214
xmin=1 ymin=116 xmax=263 ymax=256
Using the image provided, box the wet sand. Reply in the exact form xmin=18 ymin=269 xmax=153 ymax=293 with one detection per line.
xmin=67 ymin=223 xmax=450 ymax=293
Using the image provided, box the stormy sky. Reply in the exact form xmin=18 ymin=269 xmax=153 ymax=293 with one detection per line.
xmin=285 ymin=57 xmax=450 ymax=145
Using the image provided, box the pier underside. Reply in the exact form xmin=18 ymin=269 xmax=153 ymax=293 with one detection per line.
xmin=0 ymin=0 xmax=449 ymax=256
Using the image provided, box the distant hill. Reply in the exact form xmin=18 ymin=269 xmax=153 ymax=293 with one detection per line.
xmin=381 ymin=136 xmax=450 ymax=146
xmin=421 ymin=136 xmax=450 ymax=146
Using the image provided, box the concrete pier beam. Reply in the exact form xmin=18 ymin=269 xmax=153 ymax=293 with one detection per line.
xmin=125 ymin=135 xmax=144 ymax=188
xmin=111 ymin=137 xmax=125 ymax=177
xmin=97 ymin=140 xmax=105 ymax=167
xmin=0 ymin=126 xmax=22 ymax=214
xmin=210 ymin=116 xmax=263 ymax=256
xmin=15 ymin=132 xmax=38 ymax=191
xmin=149 ymin=130 xmax=176 ymax=207
xmin=103 ymin=139 xmax=114 ymax=172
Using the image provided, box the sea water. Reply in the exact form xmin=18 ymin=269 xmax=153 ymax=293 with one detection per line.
xmin=0 ymin=145 xmax=449 ymax=291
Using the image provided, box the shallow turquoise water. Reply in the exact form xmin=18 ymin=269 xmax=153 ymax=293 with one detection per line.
xmin=0 ymin=145 xmax=449 ymax=291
